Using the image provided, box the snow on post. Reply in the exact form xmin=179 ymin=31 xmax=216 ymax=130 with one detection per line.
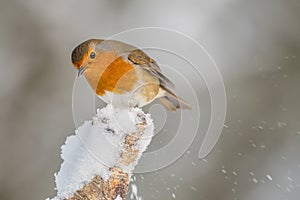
xmin=49 ymin=105 xmax=154 ymax=200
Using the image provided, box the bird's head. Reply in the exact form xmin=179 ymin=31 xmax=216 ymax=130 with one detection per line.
xmin=71 ymin=39 xmax=103 ymax=77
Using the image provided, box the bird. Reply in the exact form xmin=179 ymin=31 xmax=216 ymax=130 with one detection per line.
xmin=71 ymin=39 xmax=191 ymax=111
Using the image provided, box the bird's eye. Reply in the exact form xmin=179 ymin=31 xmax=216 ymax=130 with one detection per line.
xmin=90 ymin=51 xmax=96 ymax=59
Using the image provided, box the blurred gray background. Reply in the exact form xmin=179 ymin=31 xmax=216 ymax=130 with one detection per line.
xmin=0 ymin=0 xmax=299 ymax=199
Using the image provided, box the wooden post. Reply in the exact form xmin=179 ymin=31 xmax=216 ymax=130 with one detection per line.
xmin=49 ymin=106 xmax=153 ymax=200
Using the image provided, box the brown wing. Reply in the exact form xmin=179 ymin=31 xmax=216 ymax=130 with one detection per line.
xmin=128 ymin=49 xmax=175 ymax=88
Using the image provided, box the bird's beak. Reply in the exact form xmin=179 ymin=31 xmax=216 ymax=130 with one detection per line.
xmin=78 ymin=66 xmax=87 ymax=77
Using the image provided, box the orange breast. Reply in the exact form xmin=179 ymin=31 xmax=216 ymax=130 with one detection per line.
xmin=84 ymin=51 xmax=138 ymax=96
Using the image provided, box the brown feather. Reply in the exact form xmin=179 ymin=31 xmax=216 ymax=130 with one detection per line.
xmin=128 ymin=49 xmax=175 ymax=88
xmin=159 ymin=86 xmax=192 ymax=111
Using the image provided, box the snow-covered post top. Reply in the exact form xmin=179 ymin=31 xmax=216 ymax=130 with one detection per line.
xmin=49 ymin=105 xmax=154 ymax=200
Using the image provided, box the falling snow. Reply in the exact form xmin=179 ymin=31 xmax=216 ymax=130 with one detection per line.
xmin=191 ymin=186 xmax=197 ymax=191
xmin=253 ymin=178 xmax=258 ymax=184
xmin=277 ymin=121 xmax=287 ymax=128
xmin=266 ymin=174 xmax=273 ymax=181
xmin=171 ymin=193 xmax=176 ymax=199
xmin=130 ymin=183 xmax=142 ymax=200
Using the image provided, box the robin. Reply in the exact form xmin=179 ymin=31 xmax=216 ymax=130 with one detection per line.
xmin=71 ymin=39 xmax=191 ymax=111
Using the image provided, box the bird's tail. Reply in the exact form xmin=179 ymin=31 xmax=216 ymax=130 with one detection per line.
xmin=159 ymin=87 xmax=191 ymax=111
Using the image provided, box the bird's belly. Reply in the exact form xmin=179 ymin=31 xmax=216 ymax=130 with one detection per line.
xmin=98 ymin=91 xmax=134 ymax=108
xmin=98 ymin=82 xmax=160 ymax=108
